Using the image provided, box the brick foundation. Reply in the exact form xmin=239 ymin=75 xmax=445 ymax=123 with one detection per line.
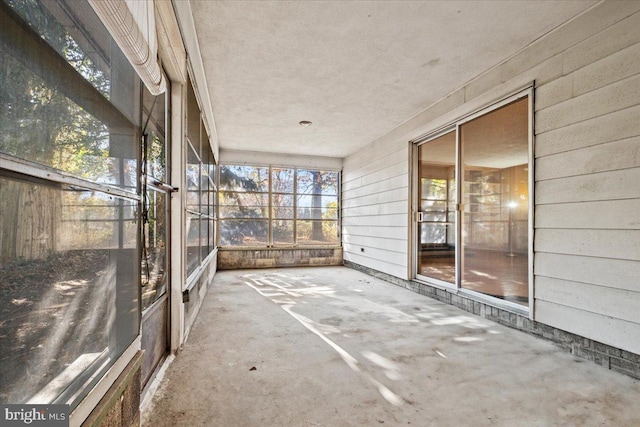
xmin=218 ymin=248 xmax=342 ymax=270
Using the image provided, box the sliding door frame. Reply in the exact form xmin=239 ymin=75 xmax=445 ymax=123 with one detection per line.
xmin=410 ymin=86 xmax=534 ymax=318
xmin=412 ymin=126 xmax=458 ymax=289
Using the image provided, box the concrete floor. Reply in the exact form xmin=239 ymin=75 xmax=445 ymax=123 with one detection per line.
xmin=142 ymin=267 xmax=640 ymax=427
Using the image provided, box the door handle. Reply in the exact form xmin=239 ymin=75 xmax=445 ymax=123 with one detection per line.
xmin=417 ymin=212 xmax=424 ymax=222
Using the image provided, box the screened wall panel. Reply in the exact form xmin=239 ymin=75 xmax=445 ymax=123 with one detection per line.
xmin=0 ymin=0 xmax=141 ymax=409
xmin=141 ymin=190 xmax=167 ymax=310
xmin=1 ymin=0 xmax=139 ymax=192
xmin=140 ymin=81 xmax=170 ymax=313
xmin=184 ymin=76 xmax=216 ymax=279
xmin=0 ymin=175 xmax=138 ymax=407
xmin=219 ymin=166 xmax=340 ymax=247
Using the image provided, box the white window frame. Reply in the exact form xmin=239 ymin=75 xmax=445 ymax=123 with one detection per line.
xmin=218 ymin=164 xmax=341 ymax=248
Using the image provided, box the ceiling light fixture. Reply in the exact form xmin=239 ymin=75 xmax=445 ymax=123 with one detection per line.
xmin=299 ymin=120 xmax=312 ymax=127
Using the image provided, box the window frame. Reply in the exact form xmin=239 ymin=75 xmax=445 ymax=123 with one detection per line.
xmin=218 ymin=164 xmax=341 ymax=248
xmin=184 ymin=75 xmax=217 ymax=282
xmin=141 ymin=76 xmax=171 ymax=313
xmin=0 ymin=0 xmax=143 ymax=410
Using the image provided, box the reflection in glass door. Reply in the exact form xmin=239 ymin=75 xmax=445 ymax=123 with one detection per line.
xmin=460 ymin=98 xmax=529 ymax=305
xmin=417 ymin=131 xmax=456 ymax=284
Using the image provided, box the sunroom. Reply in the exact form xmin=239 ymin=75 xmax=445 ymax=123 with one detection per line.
xmin=1 ymin=0 xmax=639 ymax=425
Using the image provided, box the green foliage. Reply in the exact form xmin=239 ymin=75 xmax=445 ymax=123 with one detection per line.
xmin=1 ymin=0 xmax=112 ymax=181
xmin=219 ymin=165 xmax=263 ymax=192
xmin=219 ymin=166 xmax=339 ymax=245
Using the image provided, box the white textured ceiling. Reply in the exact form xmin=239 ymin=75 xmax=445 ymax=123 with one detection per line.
xmin=190 ymin=1 xmax=596 ymax=159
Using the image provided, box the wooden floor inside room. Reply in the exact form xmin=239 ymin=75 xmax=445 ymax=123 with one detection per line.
xmin=420 ymin=249 xmax=528 ymax=305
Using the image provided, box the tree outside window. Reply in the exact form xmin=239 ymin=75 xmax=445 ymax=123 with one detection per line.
xmin=219 ymin=166 xmax=339 ymax=247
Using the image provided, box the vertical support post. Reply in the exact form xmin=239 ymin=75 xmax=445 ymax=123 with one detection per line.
xmin=169 ymin=82 xmax=185 ymax=351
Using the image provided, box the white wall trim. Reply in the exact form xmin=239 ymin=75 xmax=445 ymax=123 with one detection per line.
xmin=169 ymin=81 xmax=185 ymax=352
xmin=155 ymin=0 xmax=187 ymax=83
xmin=220 ymin=149 xmax=343 ymax=170
xmin=140 ymin=354 xmax=175 ymax=418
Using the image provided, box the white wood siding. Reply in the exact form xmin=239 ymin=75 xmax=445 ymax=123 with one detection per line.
xmin=342 ymin=1 xmax=640 ymax=354
xmin=533 ymin=4 xmax=640 ymax=353
xmin=342 ymin=137 xmax=409 ymax=278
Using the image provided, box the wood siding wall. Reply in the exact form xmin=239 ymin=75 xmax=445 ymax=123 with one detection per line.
xmin=342 ymin=140 xmax=409 ymax=279
xmin=342 ymin=1 xmax=640 ymax=355
xmin=533 ymin=4 xmax=640 ymax=355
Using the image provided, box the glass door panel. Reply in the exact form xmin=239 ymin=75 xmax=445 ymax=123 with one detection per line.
xmin=417 ymin=132 xmax=456 ymax=284
xmin=460 ymin=98 xmax=529 ymax=305
xmin=141 ymin=85 xmax=170 ymax=390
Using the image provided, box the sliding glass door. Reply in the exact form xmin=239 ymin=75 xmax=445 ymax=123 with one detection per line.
xmin=414 ymin=93 xmax=532 ymax=309
xmin=416 ymin=131 xmax=456 ymax=285
xmin=460 ymin=98 xmax=529 ymax=305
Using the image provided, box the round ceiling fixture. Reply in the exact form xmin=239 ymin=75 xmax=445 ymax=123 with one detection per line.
xmin=299 ymin=120 xmax=312 ymax=127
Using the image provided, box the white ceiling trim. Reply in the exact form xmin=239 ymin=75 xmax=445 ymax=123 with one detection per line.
xmin=220 ymin=149 xmax=342 ymax=170
xmin=172 ymin=0 xmax=220 ymax=161
xmin=156 ymin=0 xmax=187 ymax=83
